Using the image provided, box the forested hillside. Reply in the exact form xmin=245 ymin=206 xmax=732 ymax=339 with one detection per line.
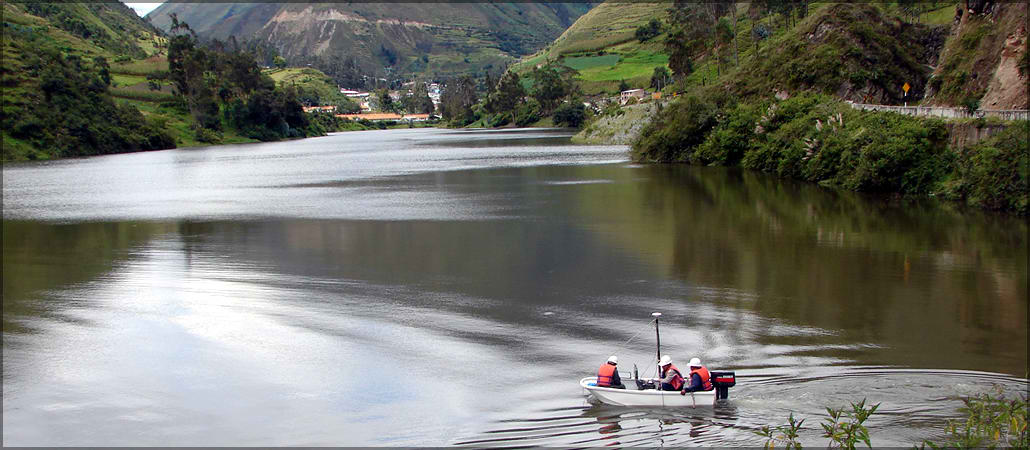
xmin=617 ymin=1 xmax=1027 ymax=213
xmin=1 ymin=2 xmax=175 ymax=160
xmin=1 ymin=4 xmax=356 ymax=161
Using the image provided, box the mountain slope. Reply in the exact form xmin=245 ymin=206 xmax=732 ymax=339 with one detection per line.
xmin=2 ymin=2 xmax=175 ymax=160
xmin=924 ymin=1 xmax=1028 ymax=109
xmin=511 ymin=1 xmax=671 ymax=93
xmin=146 ymin=3 xmax=594 ymax=80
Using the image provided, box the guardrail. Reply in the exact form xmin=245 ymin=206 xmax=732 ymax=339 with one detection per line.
xmin=846 ymin=102 xmax=1029 ymax=121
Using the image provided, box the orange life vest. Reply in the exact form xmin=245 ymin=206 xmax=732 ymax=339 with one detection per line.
xmin=597 ymin=362 xmax=617 ymax=387
xmin=689 ymin=366 xmax=713 ymax=391
xmin=661 ymin=364 xmax=684 ymax=390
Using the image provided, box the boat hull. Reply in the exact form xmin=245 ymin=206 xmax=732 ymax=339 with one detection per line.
xmin=580 ymin=377 xmax=717 ymax=407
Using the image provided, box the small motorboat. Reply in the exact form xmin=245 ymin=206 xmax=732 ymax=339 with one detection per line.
xmin=580 ymin=372 xmax=736 ymax=407
xmin=581 ymin=312 xmax=736 ymax=407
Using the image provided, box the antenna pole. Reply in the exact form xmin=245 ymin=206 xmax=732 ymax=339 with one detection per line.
xmin=652 ymin=312 xmax=662 ymax=375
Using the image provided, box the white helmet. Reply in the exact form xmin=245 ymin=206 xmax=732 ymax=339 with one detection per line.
xmin=607 ymin=355 xmax=618 ymax=364
xmin=688 ymin=357 xmax=702 ymax=367
xmin=659 ymin=355 xmax=672 ymax=366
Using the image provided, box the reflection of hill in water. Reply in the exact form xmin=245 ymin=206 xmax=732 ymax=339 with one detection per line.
xmin=564 ymin=164 xmax=1028 ymax=375
xmin=2 ymin=221 xmax=175 ymax=335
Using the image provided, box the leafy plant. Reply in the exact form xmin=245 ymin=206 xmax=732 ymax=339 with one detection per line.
xmin=922 ymin=388 xmax=1029 ymax=449
xmin=820 ymin=398 xmax=880 ymax=449
xmin=756 ymin=412 xmax=805 ymax=449
xmin=961 ymin=96 xmax=981 ymax=115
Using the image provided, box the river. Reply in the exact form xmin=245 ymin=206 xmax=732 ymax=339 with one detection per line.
xmin=2 ymin=128 xmax=1026 ymax=446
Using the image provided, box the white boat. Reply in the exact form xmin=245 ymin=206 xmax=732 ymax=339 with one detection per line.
xmin=580 ymin=376 xmax=721 ymax=407
xmin=581 ymin=312 xmax=736 ymax=407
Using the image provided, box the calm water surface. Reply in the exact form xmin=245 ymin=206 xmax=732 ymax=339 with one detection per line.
xmin=3 ymin=128 xmax=1027 ymax=446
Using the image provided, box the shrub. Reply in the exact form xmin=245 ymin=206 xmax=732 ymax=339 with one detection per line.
xmin=553 ymin=103 xmax=586 ymax=128
xmin=515 ymin=100 xmax=542 ymax=127
xmin=757 ymin=399 xmax=880 ymax=449
xmin=635 ymin=18 xmax=662 ymax=42
xmin=632 ymin=94 xmax=718 ymax=162
xmin=694 ymin=102 xmax=759 ymax=166
xmin=923 ymin=389 xmax=1029 ymax=448
xmin=193 ymin=126 xmax=222 ymax=144
xmin=941 ymin=124 xmax=1029 ymax=213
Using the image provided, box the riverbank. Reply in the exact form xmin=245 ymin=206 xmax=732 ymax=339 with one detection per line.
xmin=571 ymin=101 xmax=662 ymax=145
xmin=631 ymin=92 xmax=1028 ymax=214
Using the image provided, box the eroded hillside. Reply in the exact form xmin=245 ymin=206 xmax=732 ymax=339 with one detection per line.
xmin=924 ymin=2 xmax=1028 ymax=109
xmin=146 ymin=3 xmax=594 ymax=81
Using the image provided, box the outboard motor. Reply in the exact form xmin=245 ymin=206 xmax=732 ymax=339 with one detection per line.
xmin=710 ymin=371 xmax=736 ymax=400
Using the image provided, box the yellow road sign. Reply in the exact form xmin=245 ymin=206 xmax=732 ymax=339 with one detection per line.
xmin=903 ymin=82 xmax=910 ymax=93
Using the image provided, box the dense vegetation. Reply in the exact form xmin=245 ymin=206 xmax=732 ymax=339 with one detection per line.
xmin=439 ymin=63 xmax=586 ymax=128
xmin=266 ymin=68 xmax=361 ymax=114
xmin=142 ymin=17 xmax=337 ymax=143
xmin=634 ymin=92 xmax=1027 ymax=213
xmin=2 ymin=3 xmax=175 ymax=160
xmin=622 ymin=2 xmax=1027 ymax=214
xmin=2 ymin=3 xmax=361 ymax=161
xmin=4 ymin=50 xmax=175 ymax=159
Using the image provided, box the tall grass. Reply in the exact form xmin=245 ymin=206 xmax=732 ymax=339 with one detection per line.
xmin=109 ymin=87 xmax=174 ymax=102
xmin=110 ymin=57 xmax=167 ymax=76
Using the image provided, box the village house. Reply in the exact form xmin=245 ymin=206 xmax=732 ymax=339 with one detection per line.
xmin=620 ymin=88 xmax=649 ymax=105
xmin=335 ymin=113 xmax=437 ymax=122
xmin=302 ymin=105 xmax=337 ymax=113
xmin=336 ymin=113 xmax=404 ymax=121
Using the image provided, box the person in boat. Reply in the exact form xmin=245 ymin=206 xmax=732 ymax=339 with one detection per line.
xmin=680 ymin=357 xmax=714 ymax=394
xmin=596 ymin=355 xmax=625 ymax=389
xmin=658 ymin=355 xmax=684 ymax=391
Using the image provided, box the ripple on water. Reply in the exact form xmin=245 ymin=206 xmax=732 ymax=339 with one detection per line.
xmin=455 ymin=367 xmax=1029 ymax=447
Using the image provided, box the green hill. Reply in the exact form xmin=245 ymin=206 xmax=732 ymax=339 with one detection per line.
xmin=726 ymin=2 xmax=940 ymax=105
xmin=623 ymin=2 xmax=1027 ymax=213
xmin=1 ymin=2 xmax=177 ymax=160
xmin=511 ymin=1 xmax=671 ymax=94
xmin=265 ymin=67 xmax=361 ymax=112
xmin=1 ymin=3 xmax=361 ymax=161
xmin=146 ymin=3 xmax=595 ymax=82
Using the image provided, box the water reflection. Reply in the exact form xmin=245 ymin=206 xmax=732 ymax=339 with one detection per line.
xmin=2 ymin=129 xmax=1026 ymax=446
xmin=564 ymin=164 xmax=1028 ymax=375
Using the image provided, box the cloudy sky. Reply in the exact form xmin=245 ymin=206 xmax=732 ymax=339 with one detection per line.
xmin=124 ymin=2 xmax=164 ymax=17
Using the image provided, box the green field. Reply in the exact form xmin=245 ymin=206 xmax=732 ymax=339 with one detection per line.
xmin=511 ymin=1 xmax=673 ymax=94
xmin=562 ymin=54 xmax=621 ymax=71
xmin=111 ymin=56 xmax=168 ymax=76
xmin=577 ymin=51 xmax=668 ymax=82
xmin=111 ymin=73 xmax=148 ymax=87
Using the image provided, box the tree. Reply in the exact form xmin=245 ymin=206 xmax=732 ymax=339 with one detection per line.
xmin=529 ymin=64 xmax=576 ymax=113
xmin=490 ymin=71 xmax=526 ymax=124
xmin=715 ymin=17 xmax=734 ymax=74
xmin=553 ymin=103 xmax=586 ymax=128
xmin=376 ymin=88 xmax=395 ymax=112
xmin=402 ymin=82 xmax=434 ymax=114
xmin=618 ymin=79 xmax=631 ymax=92
xmin=650 ymin=66 xmax=672 ymax=91
xmin=273 ymin=55 xmax=287 ymax=69
xmin=93 ymin=56 xmax=110 ymax=86
xmin=440 ymin=75 xmax=478 ymax=125
xmin=665 ymin=30 xmax=695 ymax=79
xmin=635 ymin=18 xmax=663 ymax=42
